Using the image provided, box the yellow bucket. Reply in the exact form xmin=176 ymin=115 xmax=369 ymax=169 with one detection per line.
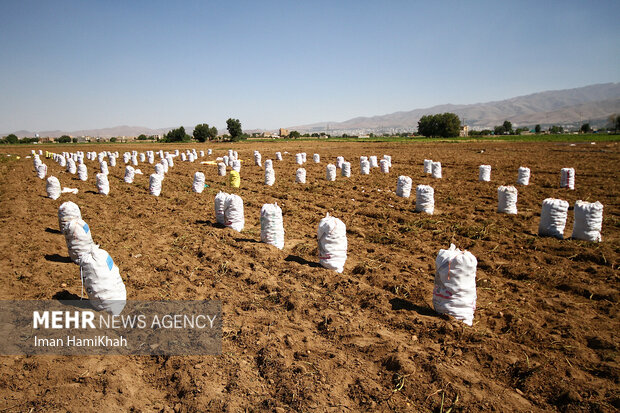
xmin=228 ymin=170 xmax=240 ymax=188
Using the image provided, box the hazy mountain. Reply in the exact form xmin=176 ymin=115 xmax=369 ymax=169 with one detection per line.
xmin=289 ymin=82 xmax=620 ymax=132
xmin=4 ymin=83 xmax=619 ymax=137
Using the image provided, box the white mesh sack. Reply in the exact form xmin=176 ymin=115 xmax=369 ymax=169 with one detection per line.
xmin=154 ymin=163 xmax=165 ymax=178
xmin=572 ymin=200 xmax=603 ymax=242
xmin=218 ymin=162 xmax=226 ymax=176
xmin=497 ymin=185 xmax=518 ymax=214
xmin=383 ymin=155 xmax=392 ymax=168
xmin=147 ymin=153 xmax=154 ymax=164
xmin=260 ymin=203 xmax=285 ymax=249
xmin=296 ymin=153 xmax=303 ymax=165
xmin=68 ymin=159 xmax=77 ymax=174
xmin=424 ymin=159 xmax=432 ymax=174
xmin=200 ymin=150 xmax=205 ymax=157
xmin=161 ymin=158 xmax=169 ymax=173
xmin=96 ymin=173 xmax=109 ymax=196
xmin=99 ymin=161 xmax=108 ymax=176
xmin=341 ymin=162 xmax=351 ymax=177
xmin=254 ymin=152 xmax=262 ymax=167
xmin=296 ymin=168 xmax=306 ymax=183
xmin=561 ymin=168 xmax=575 ymax=190
xmin=58 ymin=156 xmax=66 ymax=167
xmin=479 ymin=165 xmax=491 ymax=182
xmin=37 ymin=164 xmax=47 ymax=179
xmin=131 ymin=155 xmax=138 ymax=167
xmin=336 ymin=156 xmax=345 ymax=169
xmin=207 ymin=149 xmax=213 ymax=155
xmin=538 ymin=198 xmax=568 ymax=239
xmin=149 ymin=173 xmax=162 ymax=196
xmin=415 ymin=185 xmax=435 ymax=214
xmin=214 ymin=191 xmax=228 ymax=225
xmin=313 ymin=153 xmax=320 ymax=163
xmin=232 ymin=160 xmax=241 ymax=172
xmin=326 ymin=164 xmax=336 ymax=181
xmin=166 ymin=155 xmax=174 ymax=168
xmin=369 ymin=156 xmax=378 ymax=168
xmin=193 ymin=172 xmax=205 ymax=193
xmin=265 ymin=159 xmax=273 ymax=170
xmin=516 ymin=166 xmax=530 ymax=185
xmin=58 ymin=201 xmax=82 ymax=233
xmin=431 ymin=161 xmax=442 ymax=178
xmin=64 ymin=218 xmax=95 ymax=264
xmin=275 ymin=152 xmax=282 ymax=161
xmin=77 ymin=164 xmax=87 ymax=181
xmin=124 ymin=166 xmax=135 ymax=183
xmin=380 ymin=159 xmax=389 ymax=173
xmin=109 ymin=156 xmax=117 ymax=167
xmin=301 ymin=153 xmax=307 ymax=163
xmin=123 ymin=153 xmax=131 ymax=164
xmin=139 ymin=153 xmax=145 ymax=163
xmin=432 ymin=244 xmax=477 ymax=326
xmin=224 ymin=194 xmax=245 ymax=232
xmin=317 ymin=213 xmax=347 ymax=273
xmin=181 ymin=153 xmax=187 ymax=162
xmin=46 ymin=176 xmax=61 ymax=200
xmin=360 ymin=160 xmax=370 ymax=175
xmin=78 ymin=245 xmax=126 ymax=315
xmin=265 ymin=167 xmax=275 ymax=186
xmin=396 ymin=175 xmax=412 ymax=198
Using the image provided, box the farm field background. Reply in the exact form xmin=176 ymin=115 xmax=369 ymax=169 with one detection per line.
xmin=0 ymin=140 xmax=618 ymax=412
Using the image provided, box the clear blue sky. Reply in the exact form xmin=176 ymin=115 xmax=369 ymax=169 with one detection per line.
xmin=1 ymin=0 xmax=619 ymax=133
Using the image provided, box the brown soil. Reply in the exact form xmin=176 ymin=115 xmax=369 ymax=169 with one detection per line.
xmin=0 ymin=140 xmax=618 ymax=412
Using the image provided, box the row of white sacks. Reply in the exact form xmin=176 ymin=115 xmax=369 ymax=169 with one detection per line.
xmin=395 ymin=177 xmax=602 ymax=241
xmin=36 ymin=151 xmax=575 ymax=192
xmin=57 ymin=202 xmax=126 ymax=315
xmin=477 ymin=164 xmax=577 ymax=189
xmin=213 ymin=191 xmax=477 ymax=325
xmin=56 ymin=197 xmax=476 ymax=325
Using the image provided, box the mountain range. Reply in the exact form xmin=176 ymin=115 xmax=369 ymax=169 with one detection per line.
xmin=4 ymin=82 xmax=619 ymax=138
xmin=288 ymin=82 xmax=620 ymax=133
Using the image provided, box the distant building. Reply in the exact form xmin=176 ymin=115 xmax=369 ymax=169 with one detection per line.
xmin=459 ymin=125 xmax=469 ymax=137
xmin=38 ymin=137 xmax=54 ymax=143
xmin=262 ymin=132 xmax=274 ymax=138
xmin=279 ymin=128 xmax=289 ymax=137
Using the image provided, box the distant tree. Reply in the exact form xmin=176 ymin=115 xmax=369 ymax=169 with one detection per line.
xmin=110 ymin=137 xmax=117 ymax=142
xmin=72 ymin=138 xmax=78 ymax=143
xmin=311 ymin=133 xmax=320 ymax=137
xmin=165 ymin=126 xmax=190 ymax=142
xmin=515 ymin=127 xmax=529 ymax=135
xmin=580 ymin=123 xmax=592 ymax=133
xmin=418 ymin=113 xmax=461 ymax=138
xmin=341 ymin=133 xmax=349 ymax=138
xmin=3 ymin=134 xmax=18 ymax=144
xmin=607 ymin=114 xmax=619 ymax=133
xmin=494 ymin=125 xmax=506 ymax=135
xmin=549 ymin=125 xmax=564 ymax=134
xmin=193 ymin=124 xmax=211 ymax=142
xmin=226 ymin=118 xmax=243 ymax=141
xmin=57 ymin=135 xmax=71 ymax=143
xmin=535 ymin=124 xmax=541 ymax=133
xmin=502 ymin=120 xmax=513 ymax=134
xmin=289 ymin=130 xmax=301 ymax=139
xmin=137 ymin=134 xmax=148 ymax=141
